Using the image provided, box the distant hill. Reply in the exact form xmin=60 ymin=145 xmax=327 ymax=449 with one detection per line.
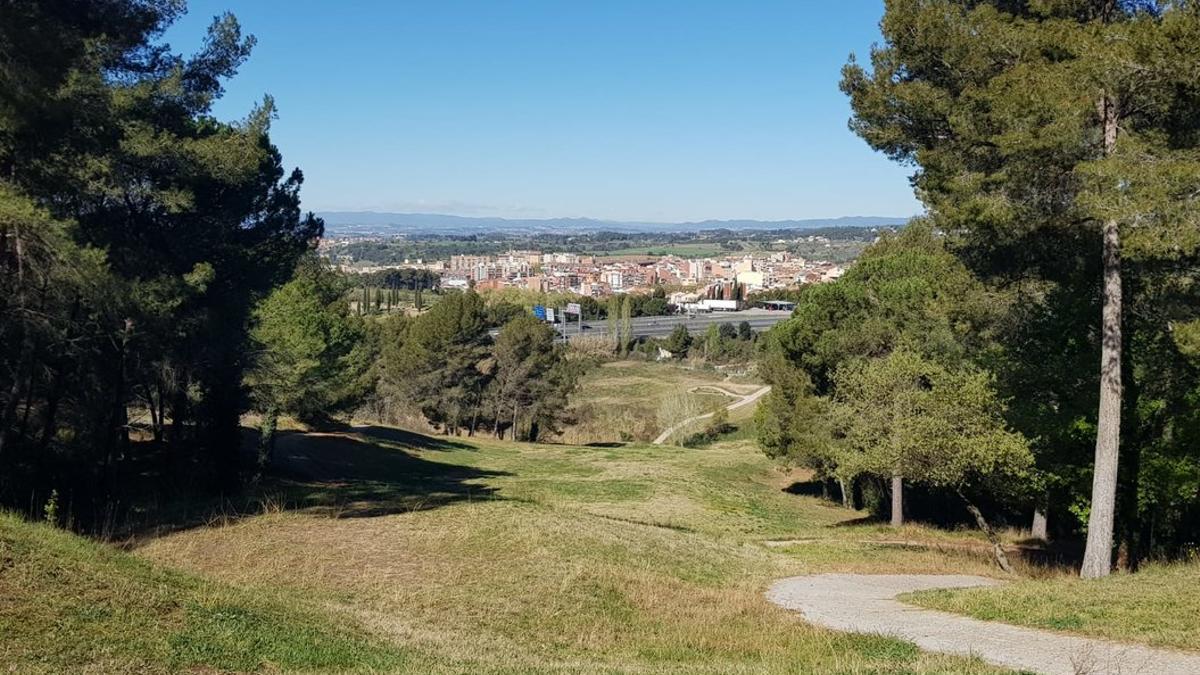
xmin=315 ymin=212 xmax=912 ymax=236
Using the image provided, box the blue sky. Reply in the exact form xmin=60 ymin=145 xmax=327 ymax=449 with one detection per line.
xmin=163 ymin=1 xmax=921 ymax=222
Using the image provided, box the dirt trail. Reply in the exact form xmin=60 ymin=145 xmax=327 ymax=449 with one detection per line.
xmin=652 ymin=385 xmax=770 ymax=445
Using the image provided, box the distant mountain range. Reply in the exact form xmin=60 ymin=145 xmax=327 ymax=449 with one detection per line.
xmin=316 ymin=212 xmax=912 ymax=236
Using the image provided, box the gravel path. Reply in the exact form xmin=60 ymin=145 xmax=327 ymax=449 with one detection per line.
xmin=767 ymin=574 xmax=1200 ymax=675
xmin=652 ymin=385 xmax=771 ymax=445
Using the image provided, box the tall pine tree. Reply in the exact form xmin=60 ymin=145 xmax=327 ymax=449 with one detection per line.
xmin=842 ymin=0 xmax=1200 ymax=576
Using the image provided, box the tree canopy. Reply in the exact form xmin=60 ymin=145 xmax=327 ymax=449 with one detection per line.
xmin=1 ymin=1 xmax=320 ymax=526
xmin=815 ymin=0 xmax=1200 ymax=575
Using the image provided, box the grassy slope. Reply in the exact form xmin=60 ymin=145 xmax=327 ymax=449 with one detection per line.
xmin=133 ymin=429 xmax=1013 ymax=674
xmin=563 ymin=360 xmax=761 ymax=444
xmin=906 ymin=561 xmax=1200 ymax=652
xmin=0 ymin=511 xmax=408 ymax=674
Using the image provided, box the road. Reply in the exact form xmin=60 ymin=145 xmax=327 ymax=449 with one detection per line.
xmin=554 ymin=309 xmax=793 ymax=341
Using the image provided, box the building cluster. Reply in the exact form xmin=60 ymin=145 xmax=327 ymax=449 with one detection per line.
xmin=328 ymin=244 xmax=845 ymax=298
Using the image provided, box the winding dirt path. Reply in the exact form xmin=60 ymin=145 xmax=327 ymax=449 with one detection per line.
xmin=652 ymin=385 xmax=771 ymax=445
xmin=767 ymin=574 xmax=1200 ymax=675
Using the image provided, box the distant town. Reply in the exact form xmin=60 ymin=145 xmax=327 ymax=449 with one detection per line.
xmin=319 ymin=229 xmax=867 ymax=311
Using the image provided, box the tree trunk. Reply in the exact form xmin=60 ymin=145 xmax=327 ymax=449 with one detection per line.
xmin=1081 ymin=94 xmax=1122 ymax=580
xmin=959 ymin=489 xmax=1014 ymax=574
xmin=1031 ymin=508 xmax=1048 ymax=542
xmin=0 ymin=334 xmax=32 ymax=460
xmin=17 ymin=367 xmax=36 ymax=441
xmin=254 ymin=407 xmax=278 ymax=483
xmin=891 ymin=474 xmax=904 ymax=527
xmin=838 ymin=478 xmax=851 ymax=509
xmin=170 ymin=384 xmax=188 ymax=445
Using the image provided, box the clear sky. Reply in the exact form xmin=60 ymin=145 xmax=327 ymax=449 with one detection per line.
xmin=163 ymin=1 xmax=922 ymax=222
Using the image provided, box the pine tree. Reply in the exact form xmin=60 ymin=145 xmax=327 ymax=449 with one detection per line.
xmin=841 ymin=0 xmax=1200 ymax=577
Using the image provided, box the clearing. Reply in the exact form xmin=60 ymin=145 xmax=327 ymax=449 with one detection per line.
xmin=132 ymin=430 xmax=1009 ymax=672
xmin=5 ymin=426 xmax=1196 ymax=673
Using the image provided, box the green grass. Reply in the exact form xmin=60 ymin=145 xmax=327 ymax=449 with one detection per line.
xmin=0 ymin=511 xmax=410 ymax=674
xmin=125 ymin=429 xmax=1016 ymax=673
xmin=905 ymin=560 xmax=1200 ymax=652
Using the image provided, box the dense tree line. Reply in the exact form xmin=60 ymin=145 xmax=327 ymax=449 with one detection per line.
xmin=0 ymin=3 xmax=321 ymax=528
xmin=375 ymin=291 xmax=579 ymax=441
xmin=480 ymin=286 xmax=676 ymax=325
xmin=761 ymin=1 xmax=1200 ymax=576
xmin=348 ymin=269 xmax=441 ymax=316
xmin=660 ymin=322 xmax=756 ymax=363
xmin=357 ymin=268 xmax=440 ymax=291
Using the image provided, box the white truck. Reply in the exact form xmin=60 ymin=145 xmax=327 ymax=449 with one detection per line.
xmin=700 ymin=298 xmax=743 ymax=312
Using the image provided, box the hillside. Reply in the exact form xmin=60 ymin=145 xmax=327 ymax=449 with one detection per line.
xmin=127 ymin=428 xmax=1008 ymax=673
xmin=317 ymin=212 xmax=910 ymax=236
xmin=0 ymin=512 xmax=407 ymax=673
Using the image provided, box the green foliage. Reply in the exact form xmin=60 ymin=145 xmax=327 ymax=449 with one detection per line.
xmin=757 ymin=223 xmax=1032 ymax=539
xmin=840 ymin=0 xmax=1200 ymax=564
xmin=381 ymin=291 xmax=492 ymax=434
xmin=662 ymin=325 xmax=693 ymax=357
xmin=0 ymin=2 xmax=321 ymax=525
xmin=762 ymin=222 xmax=1003 ymax=395
xmin=737 ymin=320 xmax=753 ymax=341
xmin=247 ymin=257 xmax=370 ymax=434
xmin=376 ymin=293 xmax=583 ymax=439
xmin=833 ymin=350 xmax=1033 ymax=497
xmin=487 ymin=314 xmax=579 ymax=441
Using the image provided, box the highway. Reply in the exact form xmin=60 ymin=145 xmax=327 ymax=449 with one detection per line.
xmin=552 ymin=308 xmax=794 ymax=341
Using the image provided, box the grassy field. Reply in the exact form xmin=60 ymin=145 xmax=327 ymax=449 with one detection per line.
xmin=16 ymin=425 xmax=1187 ymax=672
xmin=108 ymin=429 xmax=1020 ymax=674
xmin=0 ymin=511 xmax=408 ymax=674
xmin=561 ymin=360 xmax=762 ymax=444
xmin=905 ymin=561 xmax=1200 ymax=652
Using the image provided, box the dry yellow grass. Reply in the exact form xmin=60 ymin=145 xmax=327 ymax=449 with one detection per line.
xmin=134 ymin=427 xmax=1017 ymax=673
xmin=560 ymin=360 xmax=761 ymax=445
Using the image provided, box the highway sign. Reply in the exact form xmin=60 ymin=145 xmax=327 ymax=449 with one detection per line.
xmin=533 ymin=305 xmax=546 ymax=320
xmin=566 ymin=302 xmax=582 ymax=315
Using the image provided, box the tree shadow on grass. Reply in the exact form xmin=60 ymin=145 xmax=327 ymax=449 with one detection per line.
xmin=785 ymin=479 xmax=849 ymax=506
xmin=348 ymin=425 xmax=475 ymax=451
xmin=270 ymin=429 xmax=507 ymax=518
xmin=118 ymin=427 xmax=508 ymax=546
